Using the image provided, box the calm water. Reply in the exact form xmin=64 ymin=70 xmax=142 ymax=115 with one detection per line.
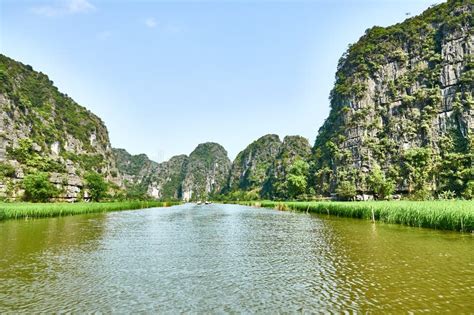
xmin=0 ymin=204 xmax=473 ymax=313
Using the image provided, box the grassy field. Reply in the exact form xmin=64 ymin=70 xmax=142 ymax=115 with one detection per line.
xmin=228 ymin=200 xmax=474 ymax=232
xmin=0 ymin=200 xmax=181 ymax=221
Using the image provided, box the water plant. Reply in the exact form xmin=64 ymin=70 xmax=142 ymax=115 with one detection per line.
xmin=0 ymin=200 xmax=180 ymax=221
xmin=231 ymin=200 xmax=474 ymax=232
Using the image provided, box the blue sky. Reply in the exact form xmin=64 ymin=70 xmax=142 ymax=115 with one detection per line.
xmin=1 ymin=0 xmax=436 ymax=161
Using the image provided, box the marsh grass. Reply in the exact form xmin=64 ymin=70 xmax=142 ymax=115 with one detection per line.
xmin=231 ymin=200 xmax=474 ymax=232
xmin=0 ymin=201 xmax=180 ymax=221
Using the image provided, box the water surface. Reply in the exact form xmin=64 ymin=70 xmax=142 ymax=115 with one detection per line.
xmin=0 ymin=204 xmax=473 ymax=312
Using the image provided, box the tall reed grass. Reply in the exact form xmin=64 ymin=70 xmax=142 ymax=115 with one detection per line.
xmin=0 ymin=201 xmax=180 ymax=221
xmin=232 ymin=200 xmax=474 ymax=232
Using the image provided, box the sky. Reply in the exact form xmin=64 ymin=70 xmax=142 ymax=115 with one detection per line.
xmin=1 ymin=0 xmax=436 ymax=162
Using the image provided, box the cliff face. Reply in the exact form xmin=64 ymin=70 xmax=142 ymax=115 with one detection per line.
xmin=112 ymin=148 xmax=159 ymax=196
xmin=115 ymin=143 xmax=231 ymax=201
xmin=0 ymin=54 xmax=121 ymax=200
xmin=148 ymin=155 xmax=188 ymax=200
xmin=181 ymin=143 xmax=231 ymax=201
xmin=312 ymin=0 xmax=473 ymax=198
xmin=228 ymin=134 xmax=311 ymax=198
xmin=265 ymin=136 xmax=312 ymax=198
xmin=228 ymin=134 xmax=282 ymax=192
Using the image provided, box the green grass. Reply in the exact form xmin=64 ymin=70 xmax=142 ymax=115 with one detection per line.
xmin=0 ymin=200 xmax=181 ymax=221
xmin=228 ymin=200 xmax=474 ymax=232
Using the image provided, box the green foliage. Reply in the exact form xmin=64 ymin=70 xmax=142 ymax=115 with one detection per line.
xmin=0 ymin=54 xmax=107 ymax=152
xmin=7 ymin=138 xmax=66 ymax=173
xmin=124 ymin=184 xmax=151 ymax=201
xmin=311 ymin=0 xmax=472 ymax=201
xmin=0 ymin=162 xmax=16 ymax=178
xmin=437 ymin=190 xmax=457 ymax=200
xmin=336 ymin=180 xmax=357 ymax=200
xmin=402 ymin=148 xmax=434 ymax=198
xmin=23 ymin=172 xmax=58 ymax=202
xmin=85 ymin=172 xmax=108 ymax=202
xmin=367 ymin=164 xmax=395 ymax=200
xmin=286 ymin=159 xmax=309 ymax=199
xmin=462 ymin=181 xmax=474 ymax=200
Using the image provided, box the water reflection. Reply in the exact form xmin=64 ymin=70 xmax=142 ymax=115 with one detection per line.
xmin=0 ymin=204 xmax=472 ymax=312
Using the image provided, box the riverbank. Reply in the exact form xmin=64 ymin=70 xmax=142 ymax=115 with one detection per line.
xmin=226 ymin=200 xmax=474 ymax=232
xmin=0 ymin=201 xmax=180 ymax=221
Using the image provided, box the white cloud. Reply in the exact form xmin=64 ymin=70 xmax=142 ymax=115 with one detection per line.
xmin=32 ymin=0 xmax=95 ymax=17
xmin=145 ymin=17 xmax=157 ymax=28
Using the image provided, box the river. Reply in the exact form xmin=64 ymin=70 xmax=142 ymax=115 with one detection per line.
xmin=0 ymin=203 xmax=473 ymax=312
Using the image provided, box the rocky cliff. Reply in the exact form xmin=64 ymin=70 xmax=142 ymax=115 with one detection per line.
xmin=0 ymin=54 xmax=121 ymax=200
xmin=181 ymin=143 xmax=231 ymax=201
xmin=112 ymin=148 xmax=159 ymax=197
xmin=227 ymin=134 xmax=311 ymax=198
xmin=228 ymin=134 xmax=282 ymax=192
xmin=115 ymin=143 xmax=231 ymax=201
xmin=265 ymin=136 xmax=312 ymax=198
xmin=312 ymin=0 xmax=473 ymax=199
xmin=147 ymin=155 xmax=188 ymax=200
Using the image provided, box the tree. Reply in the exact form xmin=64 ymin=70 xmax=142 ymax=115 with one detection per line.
xmin=402 ymin=148 xmax=434 ymax=199
xmin=367 ymin=164 xmax=395 ymax=200
xmin=85 ymin=172 xmax=108 ymax=202
xmin=286 ymin=159 xmax=309 ymax=199
xmin=23 ymin=172 xmax=58 ymax=202
xmin=336 ymin=180 xmax=357 ymax=200
xmin=463 ymin=180 xmax=474 ymax=200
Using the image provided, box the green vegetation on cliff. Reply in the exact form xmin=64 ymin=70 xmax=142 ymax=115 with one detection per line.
xmin=312 ymin=0 xmax=473 ymax=200
xmin=182 ymin=142 xmax=231 ymax=201
xmin=225 ymin=135 xmax=312 ymax=200
xmin=0 ymin=54 xmax=121 ymax=201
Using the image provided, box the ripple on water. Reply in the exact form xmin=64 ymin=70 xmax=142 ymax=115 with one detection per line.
xmin=0 ymin=204 xmax=473 ymax=312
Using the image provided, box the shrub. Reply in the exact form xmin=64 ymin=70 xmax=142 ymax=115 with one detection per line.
xmin=286 ymin=159 xmax=310 ymax=199
xmin=336 ymin=180 xmax=357 ymax=200
xmin=85 ymin=172 xmax=108 ymax=202
xmin=0 ymin=162 xmax=16 ymax=178
xmin=367 ymin=164 xmax=395 ymax=200
xmin=23 ymin=172 xmax=58 ymax=202
xmin=463 ymin=181 xmax=474 ymax=200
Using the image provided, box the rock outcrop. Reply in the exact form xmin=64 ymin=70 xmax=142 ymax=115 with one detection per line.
xmin=265 ymin=136 xmax=312 ymax=198
xmin=181 ymin=143 xmax=231 ymax=201
xmin=228 ymin=134 xmax=282 ymax=192
xmin=227 ymin=134 xmax=312 ymax=198
xmin=147 ymin=155 xmax=188 ymax=200
xmin=0 ymin=54 xmax=121 ymax=200
xmin=115 ymin=143 xmax=231 ymax=201
xmin=312 ymin=0 xmax=473 ymax=198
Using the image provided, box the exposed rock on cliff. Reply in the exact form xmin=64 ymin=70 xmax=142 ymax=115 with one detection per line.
xmin=228 ymin=134 xmax=282 ymax=192
xmin=312 ymin=0 xmax=473 ymax=199
xmin=181 ymin=143 xmax=231 ymax=201
xmin=227 ymin=134 xmax=311 ymax=198
xmin=0 ymin=54 xmax=121 ymax=200
xmin=148 ymin=155 xmax=188 ymax=200
xmin=115 ymin=143 xmax=231 ymax=201
xmin=264 ymin=136 xmax=312 ymax=198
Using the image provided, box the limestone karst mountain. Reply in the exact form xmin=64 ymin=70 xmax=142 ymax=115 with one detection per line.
xmin=311 ymin=0 xmax=473 ymax=198
xmin=0 ymin=54 xmax=121 ymax=200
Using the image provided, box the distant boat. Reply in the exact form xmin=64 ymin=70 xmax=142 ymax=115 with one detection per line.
xmin=205 ymin=201 xmax=211 ymax=205
xmin=196 ymin=201 xmax=202 ymax=205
